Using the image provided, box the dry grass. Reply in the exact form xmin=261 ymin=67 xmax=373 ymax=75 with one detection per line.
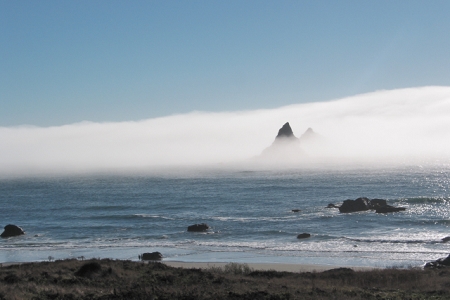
xmin=0 ymin=259 xmax=449 ymax=299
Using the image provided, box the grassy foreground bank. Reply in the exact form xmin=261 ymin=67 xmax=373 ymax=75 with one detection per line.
xmin=1 ymin=259 xmax=449 ymax=299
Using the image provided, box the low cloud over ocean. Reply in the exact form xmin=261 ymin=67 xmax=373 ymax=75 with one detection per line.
xmin=2 ymin=86 xmax=450 ymax=175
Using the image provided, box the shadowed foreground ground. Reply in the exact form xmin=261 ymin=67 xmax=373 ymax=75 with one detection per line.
xmin=1 ymin=259 xmax=450 ymax=299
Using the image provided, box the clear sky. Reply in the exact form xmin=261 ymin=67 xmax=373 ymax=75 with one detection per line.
xmin=2 ymin=0 xmax=450 ymax=126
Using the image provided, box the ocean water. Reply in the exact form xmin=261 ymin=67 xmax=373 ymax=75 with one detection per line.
xmin=1 ymin=164 xmax=450 ymax=268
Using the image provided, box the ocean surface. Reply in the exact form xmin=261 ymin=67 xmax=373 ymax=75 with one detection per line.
xmin=1 ymin=164 xmax=450 ymax=268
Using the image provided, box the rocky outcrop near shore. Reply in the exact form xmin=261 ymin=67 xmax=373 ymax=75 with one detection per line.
xmin=336 ymin=197 xmax=406 ymax=214
xmin=339 ymin=197 xmax=372 ymax=213
xmin=442 ymin=236 xmax=450 ymax=243
xmin=141 ymin=252 xmax=163 ymax=261
xmin=375 ymin=205 xmax=406 ymax=213
xmin=1 ymin=224 xmax=25 ymax=238
xmin=425 ymin=254 xmax=450 ymax=269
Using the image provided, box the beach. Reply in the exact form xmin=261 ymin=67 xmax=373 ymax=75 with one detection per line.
xmin=1 ymin=260 xmax=371 ymax=272
xmin=163 ymin=261 xmax=375 ymax=273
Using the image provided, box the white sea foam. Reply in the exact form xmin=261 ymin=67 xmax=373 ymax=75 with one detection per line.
xmin=134 ymin=214 xmax=175 ymax=220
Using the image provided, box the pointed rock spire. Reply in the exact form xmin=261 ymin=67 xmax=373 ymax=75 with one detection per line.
xmin=299 ymin=127 xmax=314 ymax=140
xmin=276 ymin=122 xmax=296 ymax=139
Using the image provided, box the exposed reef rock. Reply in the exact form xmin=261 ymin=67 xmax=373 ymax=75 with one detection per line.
xmin=370 ymin=199 xmax=388 ymax=207
xmin=297 ymin=233 xmax=311 ymax=239
xmin=375 ymin=205 xmax=406 ymax=214
xmin=339 ymin=197 xmax=371 ymax=213
xmin=336 ymin=197 xmax=405 ymax=214
xmin=1 ymin=224 xmax=25 ymax=238
xmin=141 ymin=252 xmax=163 ymax=261
xmin=187 ymin=223 xmax=210 ymax=232
xmin=442 ymin=236 xmax=450 ymax=243
xmin=425 ymin=254 xmax=450 ymax=269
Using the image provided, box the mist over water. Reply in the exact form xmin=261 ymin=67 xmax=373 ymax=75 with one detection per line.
xmin=2 ymin=86 xmax=450 ymax=176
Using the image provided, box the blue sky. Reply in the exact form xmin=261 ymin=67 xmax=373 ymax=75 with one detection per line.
xmin=2 ymin=0 xmax=450 ymax=126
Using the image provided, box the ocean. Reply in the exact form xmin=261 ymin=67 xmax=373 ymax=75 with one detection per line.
xmin=1 ymin=164 xmax=449 ymax=268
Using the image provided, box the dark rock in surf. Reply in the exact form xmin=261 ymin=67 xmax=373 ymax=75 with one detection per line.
xmin=339 ymin=197 xmax=371 ymax=213
xmin=297 ymin=233 xmax=311 ymax=239
xmin=442 ymin=236 xmax=450 ymax=243
xmin=425 ymin=254 xmax=450 ymax=269
xmin=141 ymin=252 xmax=163 ymax=261
xmin=369 ymin=199 xmax=387 ymax=208
xmin=339 ymin=197 xmax=405 ymax=214
xmin=1 ymin=224 xmax=25 ymax=238
xmin=187 ymin=223 xmax=210 ymax=232
xmin=375 ymin=205 xmax=406 ymax=213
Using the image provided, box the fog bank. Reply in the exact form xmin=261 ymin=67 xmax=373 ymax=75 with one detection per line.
xmin=2 ymin=86 xmax=450 ymax=175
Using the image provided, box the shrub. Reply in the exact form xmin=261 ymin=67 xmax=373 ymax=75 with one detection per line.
xmin=223 ymin=263 xmax=253 ymax=275
xmin=3 ymin=273 xmax=20 ymax=284
xmin=74 ymin=262 xmax=101 ymax=277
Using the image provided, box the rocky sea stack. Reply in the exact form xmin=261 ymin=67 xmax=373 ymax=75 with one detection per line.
xmin=275 ymin=122 xmax=296 ymax=139
xmin=257 ymin=122 xmax=324 ymax=163
xmin=258 ymin=122 xmax=303 ymax=162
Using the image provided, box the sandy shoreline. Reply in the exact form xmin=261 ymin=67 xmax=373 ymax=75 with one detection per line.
xmin=163 ymin=261 xmax=325 ymax=272
xmin=2 ymin=260 xmax=375 ymax=273
xmin=159 ymin=261 xmax=375 ymax=272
